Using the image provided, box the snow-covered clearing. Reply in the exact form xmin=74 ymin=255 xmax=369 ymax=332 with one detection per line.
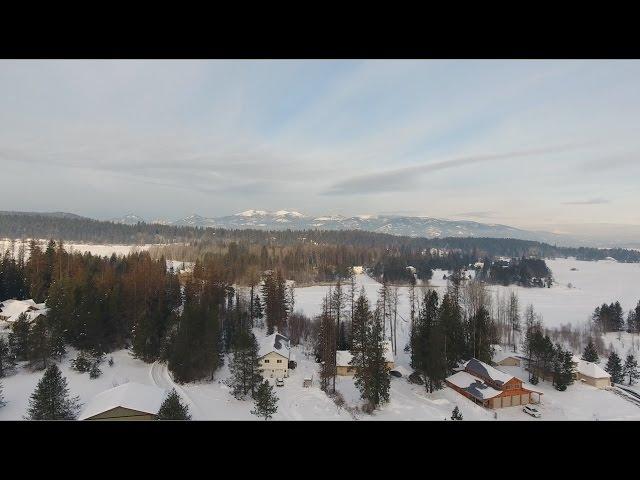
xmin=2 ymin=257 xmax=640 ymax=420
xmin=0 ymin=239 xmax=153 ymax=258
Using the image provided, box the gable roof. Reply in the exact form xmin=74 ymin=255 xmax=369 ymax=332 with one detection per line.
xmin=446 ymin=371 xmax=502 ymax=400
xmin=571 ymin=355 xmax=611 ymax=379
xmin=0 ymin=299 xmax=48 ymax=323
xmin=258 ymin=333 xmax=291 ymax=359
xmin=463 ymin=358 xmax=515 ymax=387
xmin=336 ymin=341 xmax=394 ymax=367
xmin=79 ymin=382 xmax=167 ymax=420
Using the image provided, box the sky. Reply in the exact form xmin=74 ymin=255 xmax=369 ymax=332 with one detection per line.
xmin=1 ymin=59 xmax=639 ymax=231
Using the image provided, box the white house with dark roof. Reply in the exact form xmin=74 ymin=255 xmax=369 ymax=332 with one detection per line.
xmin=257 ymin=332 xmax=291 ymax=379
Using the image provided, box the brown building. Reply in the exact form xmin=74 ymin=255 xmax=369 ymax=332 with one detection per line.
xmin=79 ymin=382 xmax=167 ymax=421
xmin=446 ymin=358 xmax=542 ymax=409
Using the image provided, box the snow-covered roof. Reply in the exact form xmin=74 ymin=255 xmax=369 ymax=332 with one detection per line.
xmin=79 ymin=382 xmax=167 ymax=420
xmin=0 ymin=299 xmax=48 ymax=323
xmin=336 ymin=341 xmax=394 ymax=367
xmin=492 ymin=347 xmax=520 ymax=363
xmin=258 ymin=332 xmax=291 ymax=360
xmin=572 ymin=355 xmax=611 ymax=379
xmin=446 ymin=371 xmax=502 ymax=400
xmin=463 ymin=358 xmax=515 ymax=387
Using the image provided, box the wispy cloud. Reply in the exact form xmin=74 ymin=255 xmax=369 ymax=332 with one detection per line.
xmin=562 ymin=197 xmax=610 ymax=205
xmin=324 ymin=143 xmax=585 ymax=195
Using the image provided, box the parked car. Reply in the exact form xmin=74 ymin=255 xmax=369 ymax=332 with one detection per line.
xmin=275 ymin=378 xmax=285 ymax=387
xmin=523 ymin=405 xmax=541 ymax=418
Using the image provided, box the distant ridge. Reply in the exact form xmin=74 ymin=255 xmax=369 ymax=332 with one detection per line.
xmin=0 ymin=210 xmax=88 ymax=220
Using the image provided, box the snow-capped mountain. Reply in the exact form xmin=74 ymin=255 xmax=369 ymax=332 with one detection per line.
xmin=158 ymin=210 xmax=569 ymax=244
xmin=108 ymin=214 xmax=146 ymax=225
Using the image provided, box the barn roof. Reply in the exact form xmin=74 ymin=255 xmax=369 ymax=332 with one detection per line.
xmin=463 ymin=358 xmax=515 ymax=387
xmin=446 ymin=371 xmax=502 ymax=400
xmin=79 ymin=382 xmax=167 ymax=420
xmin=258 ymin=332 xmax=291 ymax=359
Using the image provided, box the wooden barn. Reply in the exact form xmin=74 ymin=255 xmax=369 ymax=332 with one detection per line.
xmin=446 ymin=358 xmax=542 ymax=409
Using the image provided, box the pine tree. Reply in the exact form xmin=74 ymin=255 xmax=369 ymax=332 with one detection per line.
xmin=25 ymin=364 xmax=80 ymax=420
xmin=353 ymin=306 xmax=390 ymax=410
xmin=229 ymin=328 xmax=262 ymax=399
xmin=605 ymin=351 xmax=624 ymax=384
xmin=8 ymin=313 xmax=31 ymax=361
xmin=318 ymin=293 xmax=336 ymax=393
xmin=623 ymin=354 xmax=639 ymax=386
xmin=582 ymin=338 xmax=599 ymax=363
xmin=89 ymin=362 xmax=102 ymax=379
xmin=451 ymin=406 xmax=463 ymax=420
xmin=0 ymin=337 xmax=16 ymax=378
xmin=251 ymin=380 xmax=278 ymax=420
xmin=0 ymin=381 xmax=5 ymax=407
xmin=71 ymin=350 xmax=92 ymax=373
xmin=27 ymin=316 xmax=50 ymax=370
xmin=157 ymin=388 xmax=191 ymax=420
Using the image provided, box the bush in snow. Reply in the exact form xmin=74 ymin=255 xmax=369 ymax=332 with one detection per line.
xmin=108 ymin=356 xmax=114 ymax=367
xmin=451 ymin=406 xmax=463 ymax=420
xmin=71 ymin=351 xmax=92 ymax=373
xmin=89 ymin=362 xmax=102 ymax=379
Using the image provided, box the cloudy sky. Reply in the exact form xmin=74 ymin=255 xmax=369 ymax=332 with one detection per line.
xmin=1 ymin=60 xmax=639 ymax=230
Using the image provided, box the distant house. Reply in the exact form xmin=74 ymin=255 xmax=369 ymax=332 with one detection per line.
xmin=0 ymin=299 xmax=48 ymax=324
xmin=258 ymin=332 xmax=291 ymax=379
xmin=79 ymin=382 xmax=167 ymax=421
xmin=336 ymin=340 xmax=394 ymax=376
xmin=445 ymin=358 xmax=542 ymax=409
xmin=571 ymin=355 xmax=611 ymax=389
xmin=492 ymin=345 xmax=522 ymax=367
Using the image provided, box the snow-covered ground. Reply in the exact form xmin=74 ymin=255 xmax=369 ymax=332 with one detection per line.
xmin=2 ymin=257 xmax=640 ymax=420
xmin=0 ymin=239 xmax=153 ymax=258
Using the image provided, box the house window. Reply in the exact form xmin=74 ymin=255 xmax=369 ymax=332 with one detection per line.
xmin=277 ymin=359 xmax=282 ymax=363
xmin=264 ymin=359 xmax=269 ymax=364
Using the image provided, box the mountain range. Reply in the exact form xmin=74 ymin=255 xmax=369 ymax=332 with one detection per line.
xmin=108 ymin=210 xmax=576 ymax=245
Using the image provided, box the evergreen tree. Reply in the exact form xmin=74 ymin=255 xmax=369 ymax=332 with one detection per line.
xmin=451 ymin=405 xmax=463 ymax=420
xmin=70 ymin=350 xmax=92 ymax=373
xmin=27 ymin=317 xmax=50 ymax=370
xmin=25 ymin=364 xmax=80 ymax=420
xmin=508 ymin=292 xmax=520 ymax=352
xmin=0 ymin=381 xmax=5 ymax=408
xmin=89 ymin=362 xmax=102 ymax=379
xmin=228 ymin=328 xmax=262 ymax=399
xmin=605 ymin=351 xmax=624 ymax=384
xmin=553 ymin=347 xmax=575 ymax=391
xmin=8 ymin=313 xmax=31 ymax=361
xmin=251 ymin=380 xmax=278 ymax=420
xmin=470 ymin=306 xmax=493 ymax=364
xmin=0 ymin=337 xmax=15 ymax=378
xmin=157 ymin=388 xmax=191 ymax=420
xmin=623 ymin=354 xmax=639 ymax=386
xmin=353 ymin=306 xmax=390 ymax=410
xmin=318 ymin=293 xmax=336 ymax=393
xmin=582 ymin=338 xmax=599 ymax=363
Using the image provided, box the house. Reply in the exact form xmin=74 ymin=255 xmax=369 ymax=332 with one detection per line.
xmin=0 ymin=299 xmax=48 ymax=324
xmin=336 ymin=340 xmax=394 ymax=376
xmin=79 ymin=382 xmax=167 ymax=421
xmin=571 ymin=355 xmax=611 ymax=389
xmin=258 ymin=332 xmax=291 ymax=379
xmin=492 ymin=345 xmax=522 ymax=367
xmin=445 ymin=358 xmax=542 ymax=409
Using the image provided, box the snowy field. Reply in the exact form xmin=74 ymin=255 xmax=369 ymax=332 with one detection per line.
xmin=2 ymin=257 xmax=640 ymax=420
xmin=0 ymin=239 xmax=153 ymax=258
